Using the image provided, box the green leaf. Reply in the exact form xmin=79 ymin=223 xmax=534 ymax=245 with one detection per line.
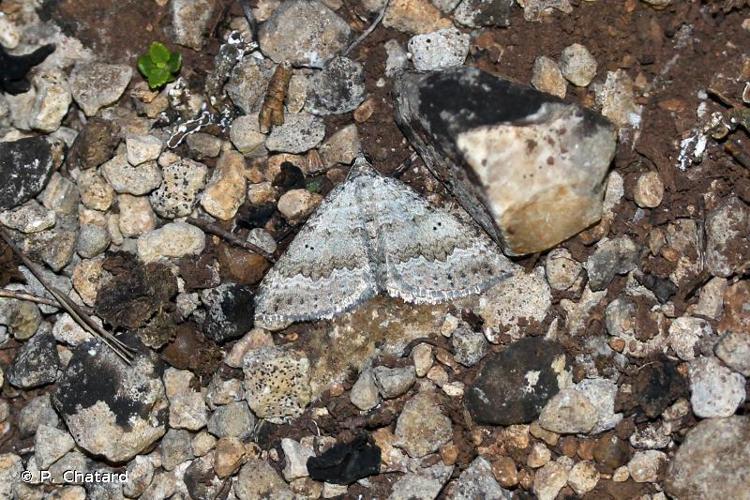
xmin=166 ymin=52 xmax=182 ymax=74
xmin=137 ymin=55 xmax=157 ymax=78
xmin=148 ymin=42 xmax=171 ymax=65
xmin=146 ymin=67 xmax=171 ymax=90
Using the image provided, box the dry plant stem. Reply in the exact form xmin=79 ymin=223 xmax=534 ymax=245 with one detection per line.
xmin=343 ymin=0 xmax=390 ymax=56
xmin=259 ymin=62 xmax=292 ymax=133
xmin=0 ymin=289 xmax=67 ymax=309
xmin=0 ymin=227 xmax=135 ymax=364
xmin=186 ymin=217 xmax=276 ymax=262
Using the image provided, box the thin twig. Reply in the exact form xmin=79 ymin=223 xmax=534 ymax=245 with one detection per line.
xmin=0 ymin=289 xmax=67 ymax=309
xmin=343 ymin=0 xmax=390 ymax=57
xmin=186 ymin=217 xmax=276 ymax=262
xmin=0 ymin=228 xmax=135 ymax=364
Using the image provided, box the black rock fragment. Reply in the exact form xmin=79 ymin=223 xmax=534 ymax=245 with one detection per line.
xmin=7 ymin=331 xmax=60 ymax=389
xmin=0 ymin=137 xmax=58 ymax=211
xmin=273 ymin=162 xmax=306 ymax=190
xmin=0 ymin=43 xmax=55 ymax=95
xmin=65 ymin=117 xmax=121 ymax=171
xmin=307 ymin=434 xmax=381 ymax=485
xmin=635 ymin=272 xmax=678 ymax=304
xmin=627 ymin=358 xmax=689 ymax=418
xmin=203 ymin=283 xmax=255 ymax=343
xmin=466 ymin=337 xmax=567 ymax=425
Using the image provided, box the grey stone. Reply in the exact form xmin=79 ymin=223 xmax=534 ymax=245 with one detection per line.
xmin=0 ymin=136 xmax=58 ymax=211
xmin=172 ymin=0 xmax=216 ymax=49
xmin=705 ymin=196 xmax=750 ymax=278
xmin=665 ymin=416 xmax=750 ymax=499
xmin=395 ymin=391 xmax=452 ymax=457
xmin=225 ymin=57 xmax=274 ymax=114
xmin=186 ymin=132 xmax=223 ymax=158
xmin=77 ymin=224 xmax=110 ymax=258
xmin=559 ymin=43 xmax=598 ymax=87
xmin=466 ymin=337 xmax=566 ymax=425
xmin=533 ymin=459 xmax=571 ymax=500
xmin=40 ymin=172 xmax=80 ymax=216
xmin=0 ymin=292 xmax=42 ymax=339
xmin=164 ymin=368 xmax=208 ymax=431
xmin=627 ymin=450 xmax=667 ymax=483
xmin=0 ymin=200 xmax=56 ymax=234
xmin=668 ymin=316 xmax=713 ymax=361
xmin=29 ymin=69 xmax=72 ymax=133
xmin=101 ymin=155 xmax=162 ymax=195
xmin=123 ymin=456 xmax=154 ymax=498
xmin=688 ymin=356 xmax=746 ymax=418
xmin=34 ymin=424 xmax=75 ymax=469
xmin=395 ymin=67 xmax=616 ymax=256
xmin=373 ymin=365 xmax=416 ymax=399
xmin=0 ymin=453 xmax=23 ymax=500
xmin=453 ymin=0 xmax=513 ymax=27
xmin=281 ymin=437 xmax=315 ymax=480
xmin=69 ymin=63 xmax=132 ymax=116
xmin=576 ymin=378 xmax=622 ymax=433
xmin=161 ymin=428 xmax=194 ymax=471
xmin=715 ymin=331 xmax=750 ymax=376
xmin=258 ymin=0 xmax=351 ymax=68
xmin=229 ymin=114 xmax=266 ymax=154
xmin=243 ymin=346 xmax=311 ymax=423
xmin=451 ymin=324 xmax=488 ymax=367
xmin=388 ymin=464 xmax=453 ymax=500
xmin=18 ymin=394 xmax=60 ymax=438
xmin=385 ymin=39 xmax=409 ymax=77
xmin=448 ymin=456 xmax=511 ymax=499
xmin=539 ymin=388 xmax=598 ymax=434
xmin=265 ymin=111 xmax=325 ymax=153
xmin=52 ymin=340 xmax=168 ymax=462
xmin=350 ymin=368 xmax=380 ymax=411
xmin=149 ymin=159 xmax=207 ymax=219
xmin=136 ymin=221 xmax=206 ymax=263
xmin=77 ymin=169 xmax=115 ymax=211
xmin=306 ymin=56 xmax=366 ymax=115
xmin=407 ymin=28 xmax=470 ymax=72
xmin=7 ymin=332 xmax=59 ymax=389
xmin=207 ymin=401 xmax=256 ymax=440
xmin=585 ymin=237 xmax=639 ymax=291
xmin=126 ymin=134 xmax=162 ymax=166
xmin=545 ymin=247 xmax=581 ymax=290
xmin=235 ymin=459 xmax=294 ymax=500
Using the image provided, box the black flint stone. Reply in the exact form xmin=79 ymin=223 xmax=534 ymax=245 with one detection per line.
xmin=466 ymin=337 xmax=566 ymax=425
xmin=204 ymin=284 xmax=256 ymax=343
xmin=0 ymin=137 xmax=55 ymax=211
xmin=307 ymin=434 xmax=381 ymax=485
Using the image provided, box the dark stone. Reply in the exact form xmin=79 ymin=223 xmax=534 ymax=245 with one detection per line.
xmin=95 ymin=262 xmax=178 ymax=329
xmin=630 ymin=358 xmax=688 ymax=418
xmin=161 ymin=322 xmax=223 ymax=379
xmin=0 ymin=43 xmax=55 ymax=94
xmin=177 ymin=253 xmax=220 ymax=292
xmin=0 ymin=137 xmax=58 ymax=211
xmin=184 ymin=455 xmax=222 ymax=500
xmin=7 ymin=332 xmax=60 ymax=389
xmin=203 ymin=283 xmax=255 ymax=343
xmin=635 ymin=272 xmax=678 ymax=304
xmin=455 ymin=0 xmax=513 ymax=27
xmin=307 ymin=434 xmax=381 ymax=485
xmin=237 ymin=202 xmax=277 ymax=229
xmin=306 ymin=56 xmax=366 ymax=115
xmin=273 ymin=162 xmax=306 ymax=190
xmin=586 ymin=238 xmax=640 ymax=291
xmin=52 ymin=338 xmax=162 ymax=427
xmin=465 ymin=337 xmax=566 ymax=425
xmin=65 ymin=117 xmax=121 ymax=170
xmin=593 ymin=433 xmax=631 ymax=474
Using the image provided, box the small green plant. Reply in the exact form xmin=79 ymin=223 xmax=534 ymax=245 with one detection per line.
xmin=137 ymin=42 xmax=182 ymax=90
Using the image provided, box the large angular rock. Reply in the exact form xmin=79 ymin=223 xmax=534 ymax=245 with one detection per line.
xmin=665 ymin=416 xmax=750 ymax=499
xmin=69 ymin=62 xmax=132 ymax=116
xmin=258 ymin=0 xmax=351 ymax=68
xmin=704 ymin=196 xmax=750 ymax=278
xmin=52 ymin=340 xmax=168 ymax=463
xmin=395 ymin=68 xmax=616 ymax=256
xmin=172 ymin=0 xmax=216 ymax=50
xmin=0 ymin=137 xmax=60 ymax=211
xmin=466 ymin=337 xmax=567 ymax=425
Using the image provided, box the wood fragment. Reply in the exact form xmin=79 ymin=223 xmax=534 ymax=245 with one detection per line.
xmin=259 ymin=62 xmax=293 ymax=134
xmin=186 ymin=217 xmax=276 ymax=262
xmin=0 ymin=228 xmax=135 ymax=364
xmin=725 ymin=139 xmax=750 ymax=169
xmin=0 ymin=289 xmax=68 ymax=309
